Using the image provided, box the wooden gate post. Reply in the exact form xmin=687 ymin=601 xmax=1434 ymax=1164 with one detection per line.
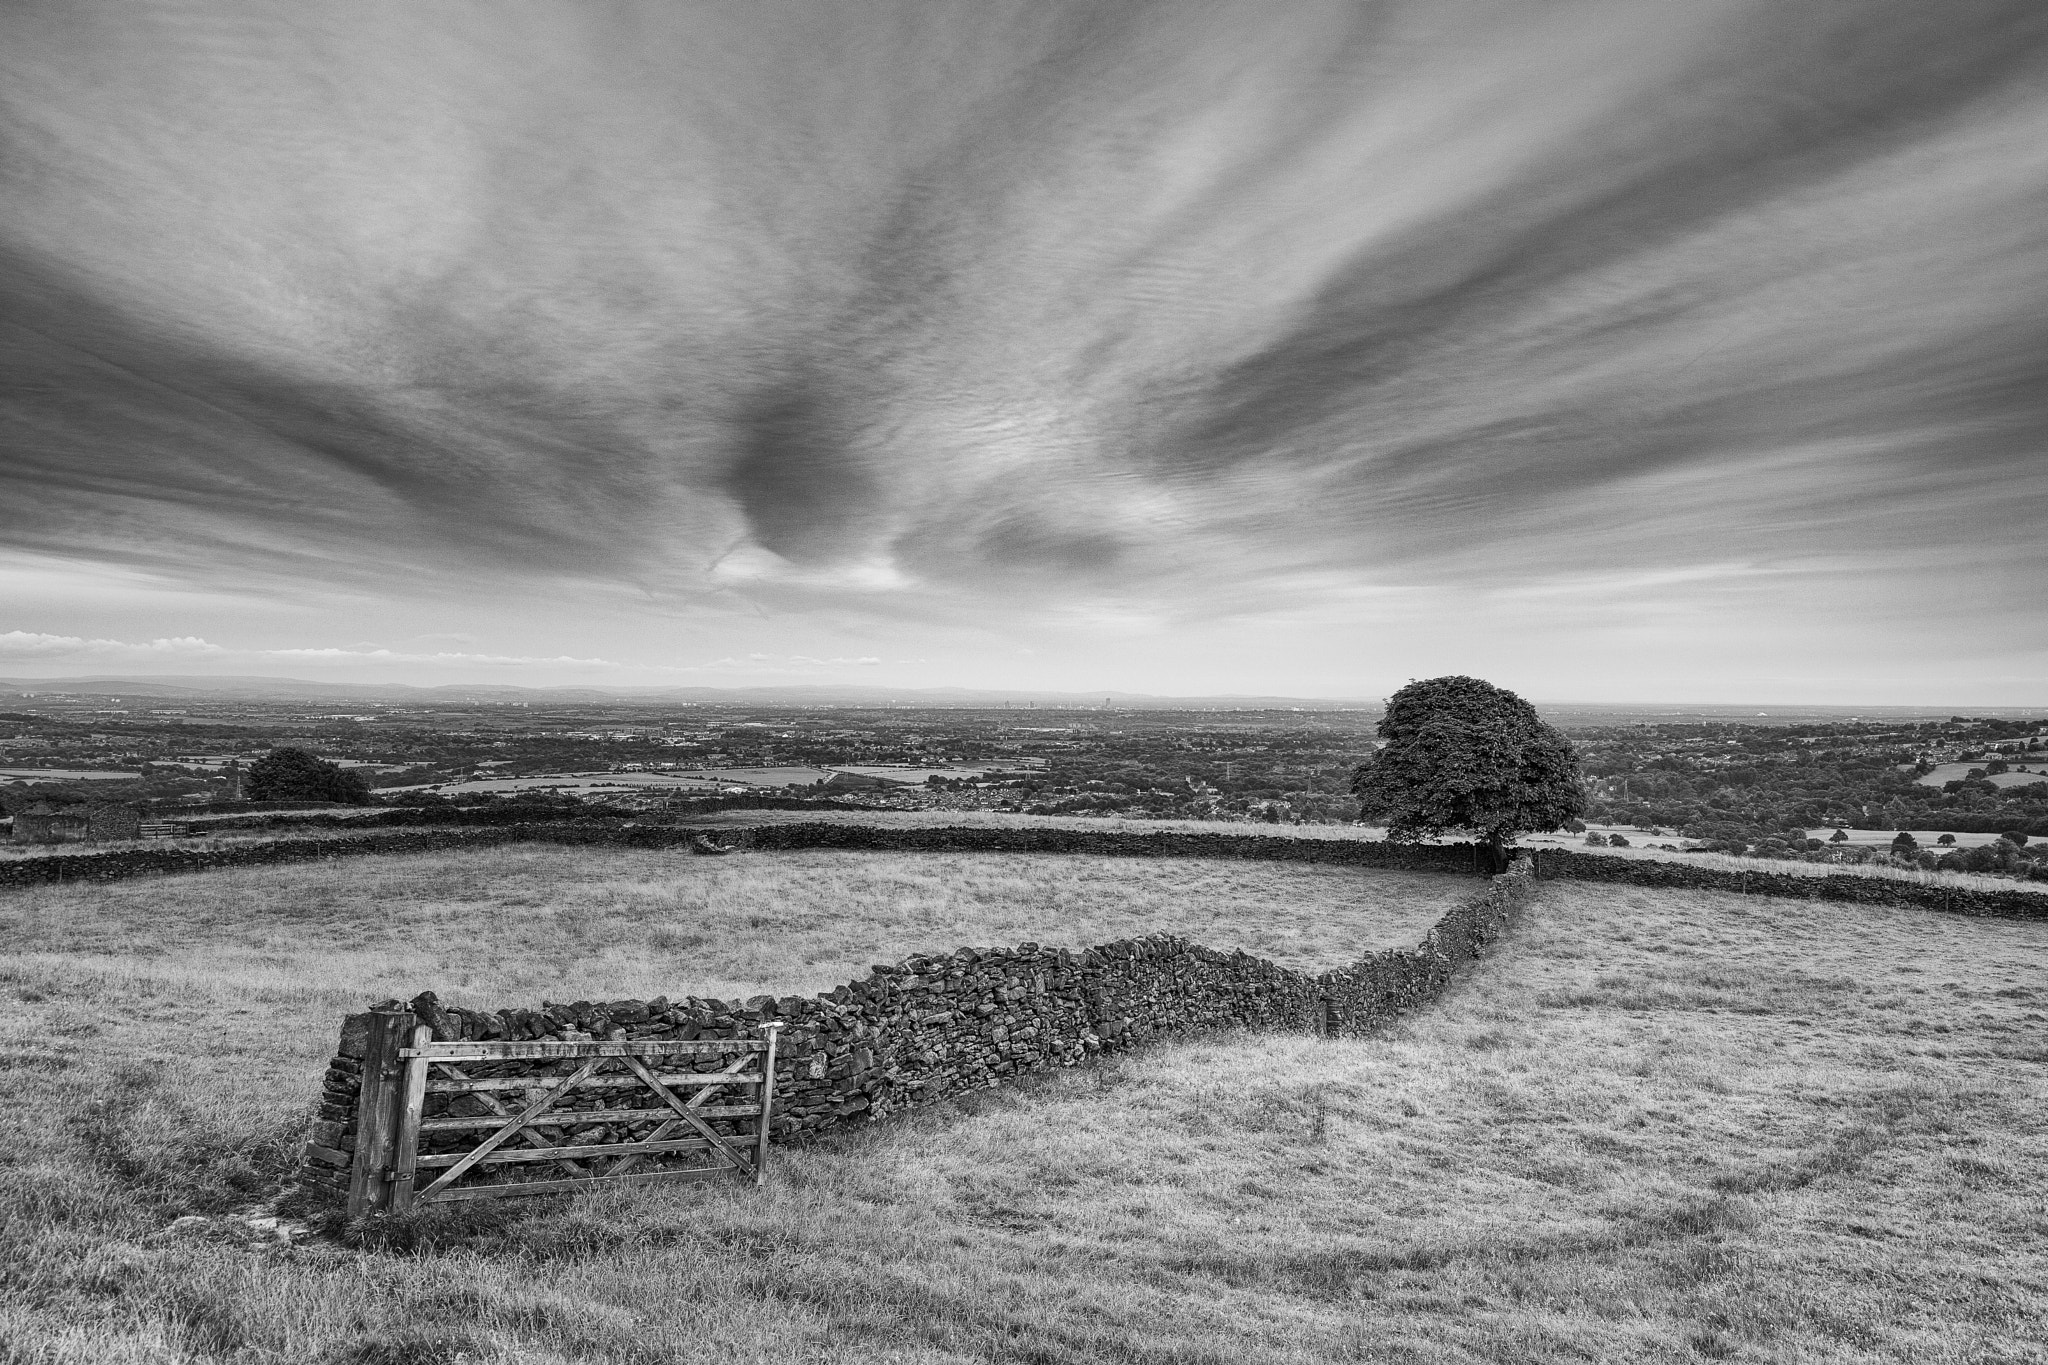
xmin=754 ymin=1022 xmax=783 ymax=1187
xmin=346 ymin=1009 xmax=417 ymax=1218
xmin=388 ymin=1023 xmax=434 ymax=1213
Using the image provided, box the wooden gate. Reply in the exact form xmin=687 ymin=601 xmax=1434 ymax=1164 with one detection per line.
xmin=346 ymin=1011 xmax=782 ymax=1216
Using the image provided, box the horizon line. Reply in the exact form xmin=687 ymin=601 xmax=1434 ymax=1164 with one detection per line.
xmin=1 ymin=673 xmax=2044 ymax=713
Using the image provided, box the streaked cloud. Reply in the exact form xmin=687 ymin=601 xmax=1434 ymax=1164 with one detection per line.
xmin=2 ymin=1 xmax=2044 ymax=699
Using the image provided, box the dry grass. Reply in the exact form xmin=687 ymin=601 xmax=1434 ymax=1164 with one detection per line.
xmin=0 ymin=845 xmax=1461 ymax=1005
xmin=3 ymin=853 xmax=2045 ymax=1363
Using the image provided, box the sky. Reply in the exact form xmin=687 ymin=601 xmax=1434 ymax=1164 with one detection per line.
xmin=3 ymin=1 xmax=2046 ymax=704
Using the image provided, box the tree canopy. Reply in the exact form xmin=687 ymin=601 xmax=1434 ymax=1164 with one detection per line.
xmin=245 ymin=747 xmax=372 ymax=804
xmin=1350 ymin=675 xmax=1585 ymax=851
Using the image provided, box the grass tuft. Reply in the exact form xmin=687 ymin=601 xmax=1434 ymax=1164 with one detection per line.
xmin=319 ymin=1331 xmax=491 ymax=1365
xmin=155 ymin=1282 xmax=246 ymax=1358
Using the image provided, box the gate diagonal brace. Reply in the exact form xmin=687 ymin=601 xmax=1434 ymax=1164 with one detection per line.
xmin=607 ymin=1051 xmax=755 ymax=1178
xmin=437 ymin=1062 xmax=592 ymax=1177
xmin=417 ymin=1057 xmax=601 ymax=1200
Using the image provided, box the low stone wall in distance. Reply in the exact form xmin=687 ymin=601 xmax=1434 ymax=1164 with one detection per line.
xmin=735 ymin=821 xmax=1493 ymax=873
xmin=0 ymin=826 xmax=547 ymax=886
xmin=1528 ymin=847 xmax=2047 ymax=920
xmin=0 ymin=820 xmax=1492 ymax=887
xmin=298 ymin=863 xmax=1535 ymax=1203
xmin=7 ymin=818 xmax=2041 ymax=919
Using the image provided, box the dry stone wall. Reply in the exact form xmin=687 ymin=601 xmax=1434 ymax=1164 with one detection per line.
xmin=1527 ymin=847 xmax=2047 ymax=919
xmin=0 ymin=826 xmax=530 ymax=885
xmin=0 ymin=820 xmax=1487 ymax=887
xmin=298 ymin=862 xmax=1535 ymax=1203
xmin=6 ymin=820 xmax=2040 ymax=920
xmin=732 ymin=821 xmax=1492 ymax=871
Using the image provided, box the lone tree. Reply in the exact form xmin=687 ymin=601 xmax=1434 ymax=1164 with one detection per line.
xmin=245 ymin=747 xmax=372 ymax=805
xmin=1351 ymin=676 xmax=1585 ymax=872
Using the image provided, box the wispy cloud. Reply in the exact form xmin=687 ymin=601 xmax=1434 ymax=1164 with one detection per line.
xmin=2 ymin=2 xmax=2045 ymax=697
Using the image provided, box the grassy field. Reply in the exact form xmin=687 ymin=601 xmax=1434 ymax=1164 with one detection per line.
xmin=3 ymin=850 xmax=2045 ymax=1363
xmin=0 ymin=845 xmax=1462 ymax=1005
xmin=1916 ymin=762 xmax=2048 ymax=790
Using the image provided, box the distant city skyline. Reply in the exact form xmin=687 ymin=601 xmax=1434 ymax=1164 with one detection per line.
xmin=4 ymin=3 xmax=2045 ymax=704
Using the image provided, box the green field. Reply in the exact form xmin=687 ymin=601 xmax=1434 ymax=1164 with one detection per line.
xmin=2 ymin=847 xmax=2044 ymax=1363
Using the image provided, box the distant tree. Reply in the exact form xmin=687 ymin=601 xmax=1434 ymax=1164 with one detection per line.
xmin=1828 ymin=828 xmax=1849 ymax=843
xmin=245 ymin=747 xmax=371 ymax=805
xmin=1890 ymin=830 xmax=1919 ymax=852
xmin=2002 ymin=830 xmax=2029 ymax=846
xmin=1986 ymin=759 xmax=2009 ymax=775
xmin=1936 ymin=833 xmax=1957 ymax=846
xmin=1350 ymin=676 xmax=1585 ymax=870
xmin=1608 ymin=834 xmax=1630 ymax=848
